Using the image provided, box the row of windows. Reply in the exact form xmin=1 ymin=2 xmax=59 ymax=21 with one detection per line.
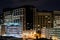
xmin=54 ymin=16 xmax=60 ymax=28
xmin=49 ymin=29 xmax=60 ymax=31
xmin=13 ymin=8 xmax=24 ymax=12
xmin=55 ymin=16 xmax=60 ymax=20
xmin=4 ymin=8 xmax=24 ymax=16
xmin=13 ymin=11 xmax=23 ymax=16
xmin=50 ymin=31 xmax=60 ymax=33
xmin=38 ymin=16 xmax=52 ymax=28
xmin=38 ymin=16 xmax=51 ymax=24
xmin=4 ymin=11 xmax=23 ymax=16
xmin=5 ymin=19 xmax=23 ymax=23
xmin=4 ymin=12 xmax=23 ymax=23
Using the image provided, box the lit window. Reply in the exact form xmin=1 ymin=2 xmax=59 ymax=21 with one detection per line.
xmin=38 ymin=25 xmax=40 ymax=27
xmin=45 ymin=16 xmax=48 ymax=18
xmin=48 ymin=21 xmax=51 ymax=23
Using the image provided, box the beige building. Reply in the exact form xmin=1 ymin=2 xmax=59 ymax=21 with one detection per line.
xmin=33 ymin=11 xmax=53 ymax=39
xmin=33 ymin=11 xmax=53 ymax=30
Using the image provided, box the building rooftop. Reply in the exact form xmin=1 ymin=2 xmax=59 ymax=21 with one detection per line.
xmin=3 ymin=5 xmax=36 ymax=12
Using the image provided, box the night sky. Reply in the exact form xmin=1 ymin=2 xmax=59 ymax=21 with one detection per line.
xmin=0 ymin=0 xmax=60 ymax=13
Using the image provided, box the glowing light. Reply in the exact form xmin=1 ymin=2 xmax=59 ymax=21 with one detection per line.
xmin=38 ymin=25 xmax=40 ymax=27
xmin=23 ymin=30 xmax=36 ymax=39
xmin=34 ymin=32 xmax=36 ymax=34
xmin=52 ymin=36 xmax=58 ymax=40
xmin=4 ymin=22 xmax=20 ymax=26
xmin=41 ymin=34 xmax=46 ymax=38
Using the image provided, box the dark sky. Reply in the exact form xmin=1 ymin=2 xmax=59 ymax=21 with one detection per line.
xmin=0 ymin=0 xmax=60 ymax=13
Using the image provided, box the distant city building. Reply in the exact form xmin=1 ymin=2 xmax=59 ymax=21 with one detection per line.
xmin=16 ymin=5 xmax=36 ymax=30
xmin=53 ymin=11 xmax=60 ymax=28
xmin=1 ymin=5 xmax=37 ymax=37
xmin=2 ymin=7 xmax=25 ymax=38
xmin=33 ymin=11 xmax=53 ymax=39
xmin=33 ymin=11 xmax=53 ymax=30
xmin=2 ymin=5 xmax=60 ymax=39
xmin=25 ymin=6 xmax=36 ymax=30
xmin=49 ymin=11 xmax=60 ymax=40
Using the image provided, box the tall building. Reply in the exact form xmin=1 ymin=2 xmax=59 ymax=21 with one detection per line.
xmin=17 ymin=5 xmax=36 ymax=30
xmin=33 ymin=11 xmax=53 ymax=30
xmin=2 ymin=7 xmax=25 ymax=38
xmin=25 ymin=6 xmax=36 ymax=30
xmin=1 ymin=5 xmax=37 ymax=37
xmin=33 ymin=11 xmax=53 ymax=38
xmin=49 ymin=11 xmax=60 ymax=40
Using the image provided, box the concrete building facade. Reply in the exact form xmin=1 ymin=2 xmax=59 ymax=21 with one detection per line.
xmin=33 ymin=11 xmax=53 ymax=30
xmin=49 ymin=11 xmax=60 ymax=40
xmin=33 ymin=11 xmax=53 ymax=39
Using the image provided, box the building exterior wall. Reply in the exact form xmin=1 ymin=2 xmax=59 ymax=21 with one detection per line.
xmin=33 ymin=8 xmax=37 ymax=30
xmin=33 ymin=11 xmax=53 ymax=38
xmin=34 ymin=12 xmax=53 ymax=30
xmin=25 ymin=7 xmax=36 ymax=30
xmin=2 ymin=8 xmax=25 ymax=38
xmin=53 ymin=11 xmax=60 ymax=28
xmin=49 ymin=11 xmax=60 ymax=40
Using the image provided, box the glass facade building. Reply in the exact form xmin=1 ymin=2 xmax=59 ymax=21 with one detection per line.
xmin=2 ymin=8 xmax=25 ymax=38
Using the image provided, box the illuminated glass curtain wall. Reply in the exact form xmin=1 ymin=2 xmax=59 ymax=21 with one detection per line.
xmin=3 ymin=8 xmax=24 ymax=38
